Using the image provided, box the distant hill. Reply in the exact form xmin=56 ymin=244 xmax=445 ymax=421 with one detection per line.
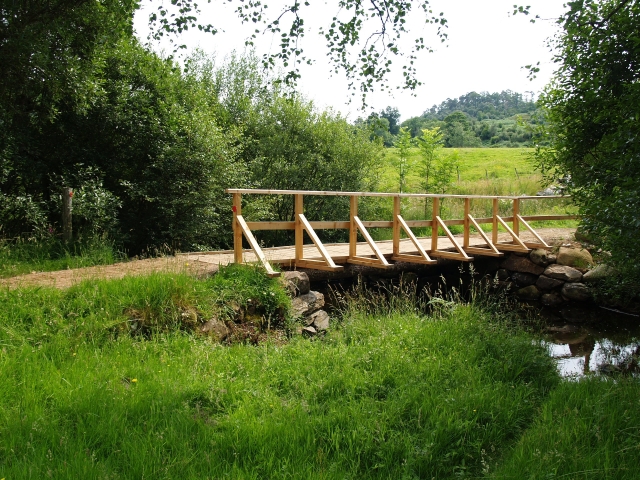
xmin=423 ymin=90 xmax=537 ymax=121
xmin=397 ymin=90 xmax=539 ymax=148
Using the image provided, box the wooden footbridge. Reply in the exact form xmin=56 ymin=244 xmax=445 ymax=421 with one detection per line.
xmin=220 ymin=189 xmax=575 ymax=277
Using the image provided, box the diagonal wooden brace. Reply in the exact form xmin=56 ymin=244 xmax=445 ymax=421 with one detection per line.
xmin=430 ymin=216 xmax=473 ymax=262
xmin=235 ymin=215 xmax=280 ymax=277
xmin=392 ymin=215 xmax=437 ymax=265
xmin=297 ymin=214 xmax=343 ymax=270
xmin=347 ymin=216 xmax=390 ymax=268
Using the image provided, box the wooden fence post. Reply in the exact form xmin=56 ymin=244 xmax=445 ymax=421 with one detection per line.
xmin=349 ymin=196 xmax=358 ymax=258
xmin=392 ymin=196 xmax=401 ymax=256
xmin=295 ymin=194 xmax=303 ymax=261
xmin=232 ymin=193 xmax=243 ymax=264
xmin=492 ymin=198 xmax=499 ymax=244
xmin=62 ymin=187 xmax=73 ymax=243
xmin=431 ymin=197 xmax=439 ymax=251
xmin=463 ymin=197 xmax=470 ymax=249
xmin=513 ymin=198 xmax=520 ymax=237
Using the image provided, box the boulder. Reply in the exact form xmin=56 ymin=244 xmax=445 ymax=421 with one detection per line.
xmin=583 ymin=264 xmax=617 ymax=283
xmin=536 ymin=275 xmax=565 ymax=291
xmin=541 ymin=292 xmax=564 ymax=307
xmin=307 ymin=310 xmax=330 ymax=331
xmin=543 ymin=264 xmax=583 ymax=283
xmin=500 ymin=255 xmax=545 ymax=275
xmin=302 ymin=326 xmax=317 ymax=337
xmin=201 ymin=319 xmax=230 ymax=341
xmin=282 ymin=271 xmax=310 ymax=296
xmin=496 ymin=268 xmax=510 ymax=281
xmin=529 ymin=249 xmax=551 ymax=267
xmin=517 ymin=285 xmax=540 ymax=300
xmin=556 ymin=247 xmax=593 ymax=268
xmin=561 ymin=282 xmax=592 ymax=302
xmin=511 ymin=272 xmax=538 ymax=287
xmin=291 ymin=291 xmax=325 ymax=317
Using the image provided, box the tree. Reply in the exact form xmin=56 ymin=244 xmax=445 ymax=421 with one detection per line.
xmin=393 ymin=127 xmax=413 ymax=193
xmin=417 ymin=127 xmax=444 ymax=194
xmin=536 ymin=0 xmax=640 ymax=283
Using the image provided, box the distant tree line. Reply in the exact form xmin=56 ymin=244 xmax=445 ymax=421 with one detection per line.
xmin=359 ymin=90 xmax=539 ymax=148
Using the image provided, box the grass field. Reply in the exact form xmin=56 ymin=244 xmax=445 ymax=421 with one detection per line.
xmin=377 ymin=147 xmax=539 ymax=194
xmin=364 ymin=147 xmax=578 ymax=237
xmin=2 ymin=267 xmax=640 ymax=478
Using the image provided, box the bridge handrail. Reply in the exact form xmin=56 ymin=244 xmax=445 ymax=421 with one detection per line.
xmin=224 ymin=188 xmax=575 ymax=276
xmin=225 ymin=188 xmax=567 ymax=201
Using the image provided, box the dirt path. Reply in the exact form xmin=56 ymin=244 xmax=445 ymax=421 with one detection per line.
xmin=0 ymin=228 xmax=577 ymax=290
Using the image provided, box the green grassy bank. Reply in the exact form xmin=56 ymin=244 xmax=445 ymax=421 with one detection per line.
xmin=1 ymin=269 xmax=638 ymax=479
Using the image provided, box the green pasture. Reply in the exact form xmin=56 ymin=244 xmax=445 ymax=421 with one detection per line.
xmin=1 ymin=266 xmax=639 ymax=478
xmin=377 ymin=147 xmax=538 ymax=194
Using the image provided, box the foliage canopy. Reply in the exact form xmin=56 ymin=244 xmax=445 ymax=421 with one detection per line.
xmin=536 ymin=0 xmax=640 ymax=281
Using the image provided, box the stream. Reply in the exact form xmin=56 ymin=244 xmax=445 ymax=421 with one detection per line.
xmin=534 ymin=305 xmax=640 ymax=378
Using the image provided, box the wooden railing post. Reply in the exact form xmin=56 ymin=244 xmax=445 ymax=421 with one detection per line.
xmin=463 ymin=197 xmax=470 ymax=249
xmin=431 ymin=197 xmax=439 ymax=252
xmin=349 ymin=195 xmax=358 ymax=258
xmin=295 ymin=194 xmax=304 ymax=262
xmin=232 ymin=192 xmax=243 ymax=263
xmin=62 ymin=187 xmax=73 ymax=243
xmin=392 ymin=195 xmax=401 ymax=256
xmin=492 ymin=198 xmax=499 ymax=244
xmin=513 ymin=197 xmax=520 ymax=237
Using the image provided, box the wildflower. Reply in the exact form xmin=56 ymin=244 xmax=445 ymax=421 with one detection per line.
xmin=131 ymin=378 xmax=138 ymax=383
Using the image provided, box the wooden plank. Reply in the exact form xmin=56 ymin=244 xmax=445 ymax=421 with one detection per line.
xmin=347 ymin=256 xmax=390 ymax=269
xmin=295 ymin=194 xmax=303 ymax=261
xmin=392 ymin=254 xmax=438 ymax=265
xmin=295 ymin=259 xmax=344 ymax=271
xmin=397 ymin=215 xmax=436 ymax=264
xmin=246 ymin=221 xmax=296 ymax=231
xmin=353 ymin=216 xmax=390 ymax=266
xmin=236 ymin=215 xmax=279 ymax=276
xmin=404 ymin=220 xmax=434 ymax=228
xmin=233 ymin=193 xmax=243 ymax=264
xmin=299 ymin=214 xmax=340 ymax=268
xmin=520 ymin=215 xmax=579 ymax=221
xmin=361 ymin=221 xmax=394 ymax=228
xmin=517 ymin=215 xmax=551 ymax=249
xmin=464 ymin=247 xmax=504 ymax=258
xmin=525 ymin=242 xmax=552 ymax=250
xmin=309 ymin=221 xmax=350 ymax=229
xmin=430 ymin=251 xmax=474 ymax=262
xmin=226 ymin=188 xmax=570 ymax=201
xmin=495 ymin=243 xmax=531 ymax=253
xmin=436 ymin=216 xmax=472 ymax=260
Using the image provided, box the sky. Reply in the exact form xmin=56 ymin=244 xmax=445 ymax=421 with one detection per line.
xmin=133 ymin=0 xmax=566 ymax=122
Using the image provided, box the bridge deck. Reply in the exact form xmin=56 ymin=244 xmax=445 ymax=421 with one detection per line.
xmin=186 ymin=228 xmax=569 ymax=268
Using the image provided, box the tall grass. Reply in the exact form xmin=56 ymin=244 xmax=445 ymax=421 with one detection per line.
xmin=0 ymin=235 xmax=124 ymax=278
xmin=0 ymin=270 xmax=559 ymax=479
xmin=492 ymin=378 xmax=640 ymax=479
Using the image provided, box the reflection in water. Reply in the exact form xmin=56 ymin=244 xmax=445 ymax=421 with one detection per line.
xmin=541 ymin=309 xmax=640 ymax=378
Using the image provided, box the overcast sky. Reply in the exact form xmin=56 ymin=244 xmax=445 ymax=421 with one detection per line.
xmin=134 ymin=0 xmax=566 ymax=121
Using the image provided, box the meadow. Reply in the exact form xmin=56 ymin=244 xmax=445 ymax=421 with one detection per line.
xmin=363 ymin=147 xmax=578 ymax=238
xmin=1 ymin=267 xmax=639 ymax=479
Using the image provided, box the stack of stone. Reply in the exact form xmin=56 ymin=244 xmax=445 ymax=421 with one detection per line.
xmin=282 ymin=271 xmax=331 ymax=336
xmin=498 ymin=246 xmax=609 ymax=306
